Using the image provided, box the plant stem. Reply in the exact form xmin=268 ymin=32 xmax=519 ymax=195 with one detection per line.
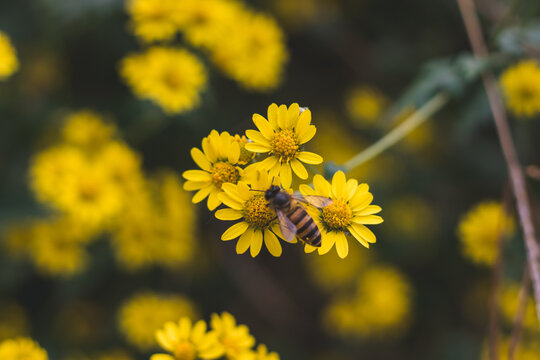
xmin=457 ymin=0 xmax=540 ymax=325
xmin=342 ymin=92 xmax=450 ymax=173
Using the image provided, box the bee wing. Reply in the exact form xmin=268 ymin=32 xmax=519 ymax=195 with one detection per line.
xmin=292 ymin=193 xmax=333 ymax=208
xmin=276 ymin=209 xmax=297 ymax=243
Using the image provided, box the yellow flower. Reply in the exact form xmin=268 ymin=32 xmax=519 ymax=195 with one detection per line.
xmin=111 ymin=172 xmax=196 ymax=270
xmin=120 ymin=47 xmax=207 ymax=114
xmin=0 ymin=337 xmax=48 ymax=360
xmin=211 ymin=13 xmax=288 ymax=91
xmin=458 ymin=201 xmax=515 ymax=266
xmin=183 ymin=130 xmax=244 ymax=210
xmin=126 ymin=0 xmax=180 ymax=42
xmin=0 ymin=31 xmax=19 ymax=80
xmin=500 ymin=59 xmax=540 ymax=118
xmin=345 ymin=86 xmax=388 ymax=126
xmin=151 ymin=317 xmax=224 ymax=360
xmin=232 ymin=134 xmax=256 ymax=165
xmin=97 ymin=141 xmax=145 ymax=195
xmin=0 ymin=302 xmax=28 ymax=341
xmin=215 ymin=171 xmax=284 ymax=257
xmin=210 ymin=312 xmax=255 ymax=358
xmin=499 ymin=282 xmax=538 ymax=332
xmin=236 ymin=344 xmax=280 ymax=360
xmin=323 ymin=266 xmax=412 ymax=338
xmin=118 ymin=292 xmax=199 ymax=351
xmin=299 ymin=171 xmax=383 ymax=258
xmin=245 ymin=103 xmax=322 ymax=188
xmin=61 ymin=110 xmax=116 ymax=148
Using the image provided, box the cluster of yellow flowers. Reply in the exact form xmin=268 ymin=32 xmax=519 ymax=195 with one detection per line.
xmin=182 ymin=103 xmax=383 ymax=259
xmin=457 ymin=201 xmax=515 ymax=266
xmin=0 ymin=31 xmax=18 ymax=81
xmin=500 ymin=59 xmax=540 ymax=118
xmin=3 ymin=110 xmax=196 ymax=275
xmin=118 ymin=292 xmax=199 ymax=351
xmin=0 ymin=337 xmax=48 ymax=360
xmin=151 ymin=312 xmax=279 ymax=360
xmin=120 ymin=0 xmax=288 ymax=114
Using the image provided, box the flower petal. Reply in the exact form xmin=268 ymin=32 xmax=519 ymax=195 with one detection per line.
xmin=222 ymin=222 xmax=249 ymax=241
xmin=313 ymin=174 xmax=331 ymax=197
xmin=345 ymin=179 xmax=358 ymax=201
xmin=192 ymin=185 xmax=213 ymax=203
xmin=335 ymin=232 xmax=349 ymax=259
xmin=264 ymin=229 xmax=282 ymax=257
xmin=350 ymin=223 xmax=376 ymax=244
xmin=352 ymin=215 xmax=384 ymax=224
xmin=183 ymin=170 xmax=212 ymax=182
xmin=202 ymin=137 xmax=217 ymax=163
xmin=298 ymin=125 xmax=316 ymax=144
xmin=258 ymin=156 xmax=279 ymax=171
xmin=349 ymin=192 xmax=374 ymax=210
xmin=295 ymin=109 xmax=311 ymax=137
xmin=267 ymin=104 xmax=278 ymax=128
xmin=218 ymin=193 xmax=243 ymax=210
xmin=277 ymin=104 xmax=288 ymax=129
xmin=304 ymin=244 xmax=317 ymax=253
xmin=215 ymin=208 xmax=243 ymax=220
xmin=191 ymin=148 xmax=212 ymax=171
xmin=332 ymin=171 xmax=346 ymax=199
xmin=250 ymin=230 xmax=263 ymax=257
xmin=299 ymin=184 xmax=316 ymax=196
xmin=246 ymin=129 xmax=271 ymax=147
xmin=252 ymin=114 xmax=275 ymax=140
xmin=207 ymin=189 xmax=222 ymax=210
xmin=297 ymin=151 xmax=323 ymax=165
xmin=290 ymin=159 xmax=308 ymax=179
xmin=287 ymin=103 xmax=300 ymax=128
xmin=318 ymin=231 xmax=336 ymax=255
xmin=184 ymin=180 xmax=207 ymax=191
xmin=236 ymin=227 xmax=253 ymax=253
xmin=245 ymin=142 xmax=272 ymax=153
xmin=349 ymin=226 xmax=370 ymax=248
xmin=354 ymin=205 xmax=382 ymax=216
xmin=151 ymin=354 xmax=176 ymax=360
xmin=280 ymin=162 xmax=292 ymax=189
xmin=228 ymin=142 xmax=240 ymax=164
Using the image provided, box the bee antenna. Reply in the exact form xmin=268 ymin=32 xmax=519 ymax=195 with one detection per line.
xmin=249 ymin=189 xmax=264 ymax=192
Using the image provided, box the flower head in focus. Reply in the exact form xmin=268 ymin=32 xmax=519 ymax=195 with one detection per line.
xmin=210 ymin=312 xmax=255 ymax=358
xmin=183 ymin=131 xmax=244 ymax=210
xmin=300 ymin=171 xmax=383 ymax=258
xmin=0 ymin=31 xmax=18 ymax=81
xmin=151 ymin=317 xmax=224 ymax=360
xmin=127 ymin=0 xmax=180 ymax=42
xmin=215 ymin=171 xmax=284 ymax=257
xmin=120 ymin=46 xmax=207 ymax=114
xmin=245 ymin=103 xmax=322 ymax=188
xmin=458 ymin=201 xmax=515 ymax=266
xmin=500 ymin=59 xmax=540 ymax=118
xmin=0 ymin=337 xmax=48 ymax=360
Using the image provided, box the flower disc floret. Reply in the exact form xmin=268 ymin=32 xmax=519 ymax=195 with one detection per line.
xmin=321 ymin=200 xmax=352 ymax=230
xmin=271 ymin=129 xmax=298 ymax=161
xmin=211 ymin=162 xmax=240 ymax=188
xmin=243 ymin=194 xmax=275 ymax=229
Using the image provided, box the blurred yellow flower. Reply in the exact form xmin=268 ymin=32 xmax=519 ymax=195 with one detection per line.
xmin=458 ymin=201 xmax=515 ymax=266
xmin=245 ymin=103 xmax=322 ymax=188
xmin=499 ymin=282 xmax=539 ymax=332
xmin=111 ymin=172 xmax=196 ymax=270
xmin=0 ymin=302 xmax=28 ymax=341
xmin=300 ymin=171 xmax=383 ymax=258
xmin=236 ymin=344 xmax=280 ymax=360
xmin=346 ymin=86 xmax=388 ymax=126
xmin=97 ymin=141 xmax=145 ymax=195
xmin=183 ymin=130 xmax=243 ymax=210
xmin=118 ymin=292 xmax=199 ymax=351
xmin=0 ymin=337 xmax=48 ymax=360
xmin=215 ymin=171 xmax=284 ymax=257
xmin=383 ymin=195 xmax=437 ymax=242
xmin=151 ymin=317 xmax=224 ymax=360
xmin=212 ymin=12 xmax=287 ymax=91
xmin=0 ymin=31 xmax=18 ymax=80
xmin=126 ymin=0 xmax=181 ymax=42
xmin=120 ymin=46 xmax=207 ymax=114
xmin=324 ymin=265 xmax=412 ymax=338
xmin=392 ymin=106 xmax=434 ymax=151
xmin=210 ymin=312 xmax=255 ymax=358
xmin=61 ymin=110 xmax=116 ymax=149
xmin=500 ymin=60 xmax=540 ymax=118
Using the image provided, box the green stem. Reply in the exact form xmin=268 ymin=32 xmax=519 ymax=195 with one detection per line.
xmin=342 ymin=92 xmax=451 ymax=173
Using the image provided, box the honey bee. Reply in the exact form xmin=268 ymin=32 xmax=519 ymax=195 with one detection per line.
xmin=264 ymin=185 xmax=332 ymax=247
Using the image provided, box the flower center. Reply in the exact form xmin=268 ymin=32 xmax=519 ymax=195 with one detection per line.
xmin=321 ymin=200 xmax=352 ymax=230
xmin=271 ymin=129 xmax=298 ymax=162
xmin=211 ymin=162 xmax=239 ymax=188
xmin=163 ymin=70 xmax=183 ymax=90
xmin=243 ymin=194 xmax=275 ymax=229
xmin=79 ymin=179 xmax=98 ymax=202
xmin=174 ymin=341 xmax=196 ymax=360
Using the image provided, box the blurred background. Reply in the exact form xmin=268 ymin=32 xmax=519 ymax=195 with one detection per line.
xmin=1 ymin=0 xmax=540 ymax=359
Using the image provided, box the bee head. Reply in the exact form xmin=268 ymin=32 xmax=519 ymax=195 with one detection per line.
xmin=264 ymin=185 xmax=281 ymax=201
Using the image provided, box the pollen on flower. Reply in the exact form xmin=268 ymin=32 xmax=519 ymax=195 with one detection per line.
xmin=321 ymin=200 xmax=352 ymax=230
xmin=174 ymin=341 xmax=196 ymax=360
xmin=211 ymin=162 xmax=240 ymax=188
xmin=243 ymin=194 xmax=275 ymax=228
xmin=271 ymin=129 xmax=298 ymax=161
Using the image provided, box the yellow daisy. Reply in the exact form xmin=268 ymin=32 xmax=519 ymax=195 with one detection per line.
xmin=232 ymin=134 xmax=256 ymax=165
xmin=245 ymin=103 xmax=322 ymax=188
xmin=183 ymin=130 xmax=243 ymax=210
xmin=215 ymin=171 xmax=285 ymax=257
xmin=0 ymin=337 xmax=48 ymax=360
xmin=126 ymin=0 xmax=180 ymax=43
xmin=151 ymin=318 xmax=224 ymax=360
xmin=210 ymin=312 xmax=255 ymax=358
xmin=299 ymin=171 xmax=383 ymax=258
xmin=0 ymin=31 xmax=19 ymax=81
xmin=120 ymin=46 xmax=207 ymax=114
xmin=500 ymin=59 xmax=540 ymax=118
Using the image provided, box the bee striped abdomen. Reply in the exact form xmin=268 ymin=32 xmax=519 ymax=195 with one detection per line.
xmin=286 ymin=205 xmax=322 ymax=247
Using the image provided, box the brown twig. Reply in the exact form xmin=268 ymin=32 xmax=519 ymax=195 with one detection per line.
xmin=456 ymin=0 xmax=540 ymax=325
xmin=508 ymin=266 xmax=531 ymax=360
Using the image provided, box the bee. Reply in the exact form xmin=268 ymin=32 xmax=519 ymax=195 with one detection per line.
xmin=264 ymin=185 xmax=332 ymax=247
